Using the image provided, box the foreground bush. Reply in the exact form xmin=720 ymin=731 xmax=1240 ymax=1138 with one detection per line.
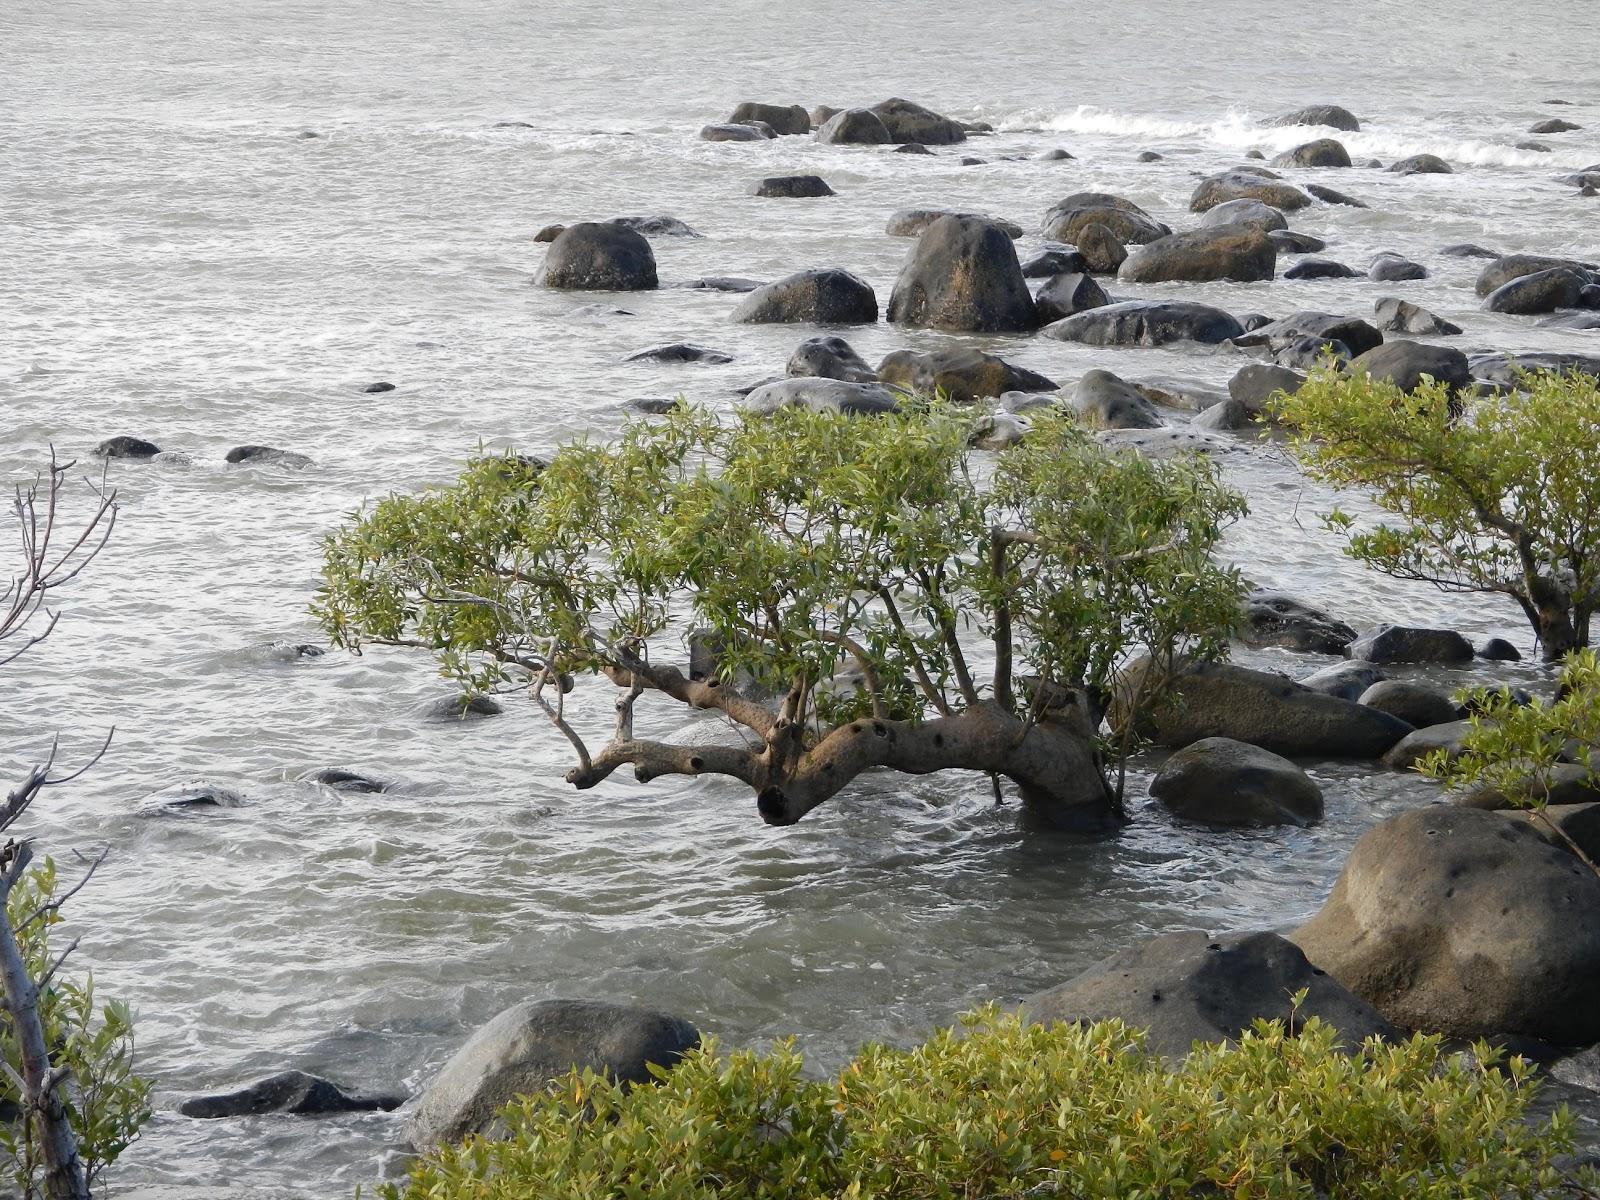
xmin=378 ymin=1008 xmax=1590 ymax=1200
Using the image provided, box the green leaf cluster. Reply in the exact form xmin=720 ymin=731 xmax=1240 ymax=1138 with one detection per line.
xmin=0 ymin=861 xmax=152 ymax=1196
xmin=377 ymin=1008 xmax=1587 ymax=1200
xmin=1274 ymin=367 xmax=1600 ymax=660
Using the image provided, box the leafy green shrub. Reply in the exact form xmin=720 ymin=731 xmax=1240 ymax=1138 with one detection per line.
xmin=377 ymin=1008 xmax=1589 ymax=1200
xmin=0 ymin=860 xmax=152 ymax=1196
xmin=1275 ymin=367 xmax=1600 ymax=660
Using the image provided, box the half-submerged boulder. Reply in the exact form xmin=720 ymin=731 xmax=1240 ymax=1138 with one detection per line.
xmin=870 ymin=98 xmax=966 ymax=145
xmin=1267 ymin=105 xmax=1361 ymax=132
xmin=179 ymin=1070 xmax=404 ymax=1119
xmin=1292 ymin=807 xmax=1600 ymax=1043
xmin=814 ymin=108 xmax=891 ymax=145
xmin=1374 ymin=297 xmax=1461 ymax=336
xmin=876 ymin=347 xmax=1055 ymax=404
xmin=752 ymin=175 xmax=834 ymax=198
xmin=1283 ymin=257 xmax=1356 ymax=281
xmin=1484 ymin=267 xmax=1589 ymax=315
xmin=1190 ymin=169 xmax=1312 ymax=213
xmin=1070 ymin=369 xmax=1162 ymax=429
xmin=886 ymin=216 xmax=1035 ymax=332
xmin=1270 ymin=138 xmax=1352 ymax=168
xmin=1022 ymin=931 xmax=1395 ymax=1059
xmin=700 ymin=122 xmax=773 ymax=142
xmin=1388 ymin=154 xmax=1453 ymax=176
xmin=1349 ymin=623 xmax=1473 ymax=664
xmin=537 ymin=222 xmax=658 ymax=291
xmin=1074 ymin=222 xmax=1128 ymax=273
xmin=1348 ymin=341 xmax=1471 ymax=394
xmin=886 ymin=208 xmax=1022 ymax=239
xmin=787 ymin=336 xmax=877 ymax=383
xmin=1150 ymin=738 xmax=1324 ymax=827
xmin=1228 ymin=363 xmax=1307 ymax=417
xmin=727 ymin=101 xmax=810 ymax=135
xmin=408 ymin=1000 xmax=701 ymax=1150
xmin=1118 ymin=223 xmax=1277 ymax=284
xmin=1240 ymin=311 xmax=1384 ymax=358
xmin=1042 ymin=193 xmax=1171 ymax=245
xmin=1475 ymin=254 xmax=1595 ymax=297
xmin=1199 ymin=198 xmax=1287 ymax=232
xmin=1042 ymin=300 xmax=1243 ymax=347
xmin=742 ymin=378 xmax=901 ymax=415
xmin=1358 ymin=680 xmax=1460 ymax=730
xmin=731 ymin=268 xmax=878 ymax=324
xmin=96 ymin=435 xmax=161 ymax=459
xmin=1239 ymin=590 xmax=1355 ymax=654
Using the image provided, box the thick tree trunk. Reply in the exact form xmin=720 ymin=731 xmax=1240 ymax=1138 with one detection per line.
xmin=1525 ymin=573 xmax=1581 ymax=662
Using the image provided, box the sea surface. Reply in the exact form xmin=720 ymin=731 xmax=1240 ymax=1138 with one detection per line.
xmin=4 ymin=1 xmax=1600 ymax=1195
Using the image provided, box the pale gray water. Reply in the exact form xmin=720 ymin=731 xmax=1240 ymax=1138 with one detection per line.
xmin=3 ymin=1 xmax=1600 ymax=1195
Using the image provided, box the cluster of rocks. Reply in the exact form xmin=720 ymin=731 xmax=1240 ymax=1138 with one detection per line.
xmin=95 ymin=436 xmax=313 ymax=469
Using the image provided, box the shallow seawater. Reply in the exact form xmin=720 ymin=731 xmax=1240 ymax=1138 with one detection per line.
xmin=4 ymin=0 xmax=1600 ymax=1194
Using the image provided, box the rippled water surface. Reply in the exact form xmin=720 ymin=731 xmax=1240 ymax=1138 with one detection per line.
xmin=4 ymin=1 xmax=1600 ymax=1194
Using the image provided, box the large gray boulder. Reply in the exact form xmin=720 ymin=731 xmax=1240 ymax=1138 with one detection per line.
xmin=1268 ymin=105 xmax=1361 ymax=132
xmin=886 ymin=216 xmax=1035 ymax=332
xmin=1022 ymin=931 xmax=1395 ymax=1059
xmin=1041 ymin=300 xmax=1244 ymax=347
xmin=1369 ymin=253 xmax=1427 ymax=282
xmin=1349 ymin=623 xmax=1473 ymax=664
xmin=814 ymin=108 xmax=891 ymax=145
xmin=1239 ymin=311 xmax=1384 ymax=358
xmin=787 ymin=336 xmax=877 ymax=383
xmin=1042 ymin=193 xmax=1171 ymax=245
xmin=731 ymin=268 xmax=878 ymax=324
xmin=870 ymin=98 xmax=966 ymax=145
xmin=1484 ymin=268 xmax=1589 ymax=315
xmin=1358 ymin=680 xmax=1459 ymax=730
xmin=1071 ymin=369 xmax=1163 ymax=430
xmin=408 ymin=1000 xmax=701 ymax=1149
xmin=1150 ymin=737 xmax=1324 ymax=826
xmin=1117 ymin=223 xmax=1277 ymax=284
xmin=1033 ymin=271 xmax=1110 ymax=323
xmin=1348 ymin=341 xmax=1472 ymax=394
xmin=742 ymin=378 xmax=901 ymax=415
xmin=1113 ymin=659 xmax=1413 ymax=758
xmin=1239 ymin=590 xmax=1355 ymax=654
xmin=1198 ymin=198 xmax=1287 ymax=231
xmin=1292 ymin=807 xmax=1600 ymax=1042
xmin=876 ymin=347 xmax=1055 ymax=404
xmin=728 ymin=101 xmax=810 ymax=135
xmin=536 ymin=222 xmax=658 ymax=290
xmin=1271 ymin=138 xmax=1352 ymax=168
xmin=1190 ymin=169 xmax=1312 ymax=213
xmin=1374 ymin=297 xmax=1462 ymax=336
xmin=1228 ymin=363 xmax=1306 ymax=417
xmin=1475 ymin=254 xmax=1594 ymax=298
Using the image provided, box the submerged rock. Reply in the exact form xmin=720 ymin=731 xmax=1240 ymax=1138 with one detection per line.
xmin=96 ymin=435 xmax=161 ymax=459
xmin=179 ymin=1071 xmax=405 ymax=1118
xmin=362 ymin=381 xmax=396 ymax=393
xmin=1299 ymin=661 xmax=1387 ymax=701
xmin=1388 ymin=154 xmax=1453 ymax=176
xmin=304 ymin=767 xmax=392 ymax=793
xmin=731 ymin=269 xmax=878 ymax=325
xmin=224 ymin=446 xmax=312 ymax=468
xmin=408 ymin=1000 xmax=701 ymax=1149
xmin=727 ymin=101 xmax=810 ymax=135
xmin=1349 ymin=623 xmax=1473 ymax=664
xmin=1070 ymin=369 xmax=1162 ymax=430
xmin=421 ymin=694 xmax=503 ymax=721
xmin=1239 ymin=590 xmax=1355 ymax=654
xmin=1032 ymin=271 xmax=1110 ymax=323
xmin=1268 ymin=229 xmax=1326 ymax=254
xmin=1267 ymin=105 xmax=1361 ymax=132
xmin=1198 ymin=199 xmax=1287 ymax=231
xmin=1190 ymin=169 xmax=1312 ymax=213
xmin=138 ymin=781 xmax=248 ymax=814
xmin=1042 ymin=300 xmax=1244 ymax=347
xmin=1150 ymin=738 xmax=1324 ymax=827
xmin=742 ymin=378 xmax=900 ymax=415
xmin=623 ymin=343 xmax=733 ymax=364
xmin=1271 ymin=138 xmax=1351 ymax=168
xmin=787 ymin=336 xmax=877 ymax=383
xmin=1305 ymin=183 xmax=1368 ymax=208
xmin=876 ymin=347 xmax=1055 ymax=405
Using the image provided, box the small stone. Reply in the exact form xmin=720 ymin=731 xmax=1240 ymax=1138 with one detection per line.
xmin=362 ymin=381 xmax=396 ymax=394
xmin=95 ymin=436 xmax=161 ymax=459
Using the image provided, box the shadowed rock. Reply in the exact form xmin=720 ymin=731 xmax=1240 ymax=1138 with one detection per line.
xmin=814 ymin=108 xmax=891 ymax=145
xmin=1348 ymin=341 xmax=1471 ymax=394
xmin=787 ymin=336 xmax=877 ymax=383
xmin=1021 ymin=247 xmax=1089 ymax=278
xmin=1042 ymin=300 xmax=1244 ymax=347
xmin=1267 ymin=105 xmax=1360 ymax=132
xmin=1033 ymin=271 xmax=1109 ymax=323
xmin=225 ymin=446 xmax=311 ymax=468
xmin=1269 ymin=230 xmax=1326 ymax=253
xmin=1306 ymin=183 xmax=1367 ymax=207
xmin=179 ymin=1071 xmax=405 ymax=1119
xmin=732 ymin=269 xmax=878 ymax=325
xmin=1358 ymin=681 xmax=1459 ymax=730
xmin=887 ymin=215 xmax=1035 ymax=332
xmin=1229 ymin=364 xmax=1306 ymax=416
xmin=1284 ymin=257 xmax=1356 ymax=280
xmin=1374 ymin=297 xmax=1460 ymax=335
xmin=1240 ymin=590 xmax=1354 ymax=653
xmin=1118 ymin=223 xmax=1277 ymax=284
xmin=1150 ymin=738 xmax=1324 ymax=826
xmin=1350 ymin=623 xmax=1473 ymax=664
xmin=1388 ymin=154 xmax=1452 ymax=176
xmin=1071 ymin=369 xmax=1162 ymax=429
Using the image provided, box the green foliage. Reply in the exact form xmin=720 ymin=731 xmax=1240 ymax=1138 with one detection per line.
xmin=377 ymin=1008 xmax=1588 ymax=1200
xmin=0 ymin=861 xmax=152 ymax=1196
xmin=315 ymin=403 xmax=1244 ymax=806
xmin=1274 ymin=367 xmax=1600 ymax=660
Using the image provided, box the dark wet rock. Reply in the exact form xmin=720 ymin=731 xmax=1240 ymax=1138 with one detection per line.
xmin=732 ymin=268 xmax=878 ymax=325
xmin=674 ymin=276 xmax=762 ymax=293
xmin=297 ymin=130 xmax=323 ymax=139
xmin=1382 ymin=720 xmax=1474 ymax=770
xmin=959 ymin=156 xmax=986 ymax=166
xmin=751 ymin=174 xmax=834 ymax=198
xmin=1032 ymin=272 xmax=1110 ymax=323
xmin=362 ymin=381 xmax=395 ymax=394
xmin=1531 ymin=118 xmax=1582 ymax=135
xmin=623 ymin=343 xmax=733 ymax=365
xmin=1305 ymin=183 xmax=1368 ymax=208
xmin=1374 ymin=297 xmax=1461 ymax=336
xmin=1118 ymin=223 xmax=1277 ymax=284
xmin=1199 ymin=198 xmax=1287 ymax=232
xmin=1275 ymin=337 xmax=1349 ymax=369
xmin=1483 ymin=267 xmax=1589 ymax=315
xmin=742 ymin=378 xmax=900 ymax=415
xmin=700 ymin=122 xmax=773 ymax=142
xmin=1042 ymin=192 xmax=1171 ymax=245
xmin=1299 ymin=661 xmax=1387 ymax=701
xmin=1539 ymin=311 xmax=1600 ymax=330
xmin=408 ymin=1000 xmax=701 ymax=1150
xmin=1042 ymin=300 xmax=1244 ymax=347
xmin=1244 ymin=149 xmax=1266 ymax=160
xmin=1137 ymin=150 xmax=1164 ymax=162
xmin=305 ymin=768 xmax=391 ymax=793
xmin=1240 ymin=311 xmax=1384 ymax=358
xmin=877 ymin=348 xmax=1055 ymax=405
xmin=612 ymin=216 xmax=700 ymax=239
xmin=1074 ymin=222 xmax=1127 ymax=273
xmin=1268 ymin=105 xmax=1361 ymax=132
xmin=1348 ymin=340 xmax=1472 ymax=394
xmin=1112 ymin=658 xmax=1413 ymax=759
xmin=1467 ymin=351 xmax=1600 ymax=384
xmin=1150 ymin=738 xmax=1324 ymax=827
xmin=1228 ymin=363 xmax=1306 ymax=417
xmin=1441 ymin=242 xmax=1499 ymax=259
xmin=1292 ymin=807 xmax=1600 ymax=1043
xmin=624 ymin=397 xmax=683 ymax=415
xmin=1070 ymin=369 xmax=1162 ymax=430
xmin=1478 ymin=637 xmax=1522 ymax=661
xmin=1268 ymin=229 xmax=1327 ymax=254
xmin=1020 ymin=248 xmax=1089 ymax=278
xmin=1358 ymin=681 xmax=1460 ymax=730
xmin=1192 ymin=398 xmax=1252 ymax=431
xmin=814 ymin=107 xmax=891 ymax=145
xmin=1350 ymin=623 xmax=1473 ymax=665
xmin=1023 ymin=931 xmax=1394 ymax=1058
xmin=1369 ymin=253 xmax=1427 ymax=282
xmin=1189 ymin=169 xmax=1311 ymax=213
xmin=1271 ymin=138 xmax=1351 ymax=168
xmin=1388 ymin=154 xmax=1453 ymax=176
xmin=894 ymin=142 xmax=933 ymax=155
xmin=787 ymin=336 xmax=876 ymax=384
xmin=1239 ymin=312 xmax=1273 ymax=332
xmin=224 ymin=446 xmax=312 ymax=468
xmin=537 ymin=222 xmax=657 ymax=290
xmin=1517 ymin=141 xmax=1551 ymax=153
xmin=887 ymin=215 xmax=1035 ymax=333
xmin=139 ymin=782 xmax=248 ymax=813
xmin=728 ymin=101 xmax=810 ymax=135
xmin=1036 ymin=147 xmax=1075 ymax=161
xmin=870 ymin=98 xmax=966 ymax=145
xmin=885 ymin=208 xmax=1022 ymax=239
xmin=1240 ymin=589 xmax=1355 ymax=654
xmin=179 ymin=1071 xmax=405 ymax=1119
xmin=1284 ymin=257 xmax=1357 ymax=280
xmin=533 ymin=223 xmax=565 ymax=243
xmin=423 ymin=694 xmax=503 ymax=721
xmin=96 ymin=436 xmax=161 ymax=459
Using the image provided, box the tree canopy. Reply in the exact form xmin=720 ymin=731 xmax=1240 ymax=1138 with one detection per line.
xmin=316 ymin=403 xmax=1244 ymax=831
